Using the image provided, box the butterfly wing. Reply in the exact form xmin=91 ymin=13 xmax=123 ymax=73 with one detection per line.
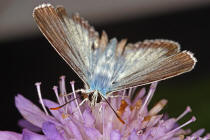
xmin=33 ymin=4 xmax=99 ymax=86
xmin=110 ymin=40 xmax=196 ymax=92
xmin=33 ymin=4 xmax=197 ymax=95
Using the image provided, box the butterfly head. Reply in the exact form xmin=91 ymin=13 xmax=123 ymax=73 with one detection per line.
xmin=88 ymin=90 xmax=102 ymax=106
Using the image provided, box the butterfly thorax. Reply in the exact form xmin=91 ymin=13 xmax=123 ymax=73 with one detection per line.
xmin=88 ymin=39 xmax=120 ymax=96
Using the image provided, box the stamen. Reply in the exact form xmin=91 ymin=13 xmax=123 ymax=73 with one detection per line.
xmin=148 ymin=99 xmax=168 ymax=116
xmin=130 ymin=99 xmax=142 ymax=111
xmin=62 ymin=113 xmax=70 ymax=119
xmin=122 ymin=89 xmax=126 ymax=100
xmin=70 ymin=81 xmax=83 ymax=120
xmin=60 ymin=75 xmax=67 ymax=94
xmin=35 ymin=82 xmax=49 ymax=115
xmin=117 ymin=99 xmax=128 ymax=116
xmin=138 ymin=88 xmax=146 ymax=99
xmin=139 ymin=82 xmax=158 ymax=115
xmin=53 ymin=86 xmax=62 ymax=105
xmin=176 ymin=106 xmax=192 ymax=122
xmin=128 ymin=87 xmax=132 ymax=97
xmin=143 ymin=115 xmax=152 ymax=122
xmin=72 ymin=98 xmax=88 ymax=114
xmin=160 ymin=116 xmax=196 ymax=140
xmin=53 ymin=85 xmax=67 ymax=113
xmin=132 ymin=87 xmax=137 ymax=95
xmin=59 ymin=76 xmax=69 ymax=113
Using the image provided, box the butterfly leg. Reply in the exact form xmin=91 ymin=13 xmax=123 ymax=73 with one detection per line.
xmin=108 ymin=95 xmax=129 ymax=98
xmin=61 ymin=89 xmax=86 ymax=97
xmin=72 ymin=98 xmax=88 ymax=114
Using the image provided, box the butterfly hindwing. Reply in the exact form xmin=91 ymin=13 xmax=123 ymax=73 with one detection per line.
xmin=110 ymin=40 xmax=196 ymax=92
xmin=112 ymin=40 xmax=180 ymax=81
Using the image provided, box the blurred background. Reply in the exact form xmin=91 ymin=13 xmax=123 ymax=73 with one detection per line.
xmin=1 ymin=0 xmax=210 ymax=135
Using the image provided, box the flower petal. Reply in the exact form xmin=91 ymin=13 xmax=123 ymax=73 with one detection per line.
xmin=0 ymin=131 xmax=22 ymax=140
xmin=110 ymin=130 xmax=121 ymax=140
xmin=128 ymin=130 xmax=139 ymax=140
xmin=131 ymin=87 xmax=146 ymax=106
xmin=191 ymin=128 xmax=205 ymax=137
xmin=83 ymin=109 xmax=95 ymax=127
xmin=22 ymin=129 xmax=46 ymax=140
xmin=146 ymin=115 xmax=162 ymax=128
xmin=104 ymin=122 xmax=113 ymax=139
xmin=42 ymin=121 xmax=64 ymax=140
xmin=84 ymin=127 xmax=102 ymax=140
xmin=15 ymin=94 xmax=59 ymax=128
xmin=67 ymin=118 xmax=83 ymax=140
xmin=18 ymin=119 xmax=41 ymax=132
xmin=160 ymin=118 xmax=176 ymax=132
xmin=150 ymin=126 xmax=166 ymax=138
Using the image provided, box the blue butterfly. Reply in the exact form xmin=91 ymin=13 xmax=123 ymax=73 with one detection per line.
xmin=33 ymin=4 xmax=196 ymax=107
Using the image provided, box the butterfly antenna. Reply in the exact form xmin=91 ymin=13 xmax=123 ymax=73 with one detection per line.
xmin=50 ymin=96 xmax=80 ymax=110
xmin=101 ymin=95 xmax=125 ymax=124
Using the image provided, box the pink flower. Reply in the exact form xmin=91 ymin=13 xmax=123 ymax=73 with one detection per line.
xmin=0 ymin=76 xmax=209 ymax=140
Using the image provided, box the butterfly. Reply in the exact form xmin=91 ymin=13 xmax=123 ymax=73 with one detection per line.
xmin=33 ymin=3 xmax=197 ymax=107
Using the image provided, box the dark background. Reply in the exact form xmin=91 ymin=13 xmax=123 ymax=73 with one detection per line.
xmin=1 ymin=4 xmax=210 ymax=134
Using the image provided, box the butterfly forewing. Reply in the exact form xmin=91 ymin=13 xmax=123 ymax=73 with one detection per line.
xmin=33 ymin=4 xmax=99 ymax=86
xmin=56 ymin=7 xmax=99 ymax=72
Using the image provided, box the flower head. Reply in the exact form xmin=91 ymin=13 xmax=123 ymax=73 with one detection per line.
xmin=1 ymin=76 xmax=209 ymax=140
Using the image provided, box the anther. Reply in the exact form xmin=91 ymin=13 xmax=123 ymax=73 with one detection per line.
xmin=160 ymin=116 xmax=196 ymax=140
xmin=176 ymin=106 xmax=192 ymax=122
xmin=148 ymin=99 xmax=168 ymax=116
xmin=70 ymin=81 xmax=83 ymax=120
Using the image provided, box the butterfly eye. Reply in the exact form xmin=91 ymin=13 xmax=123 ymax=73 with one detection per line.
xmin=96 ymin=95 xmax=102 ymax=103
xmin=88 ymin=93 xmax=102 ymax=103
xmin=88 ymin=93 xmax=93 ymax=101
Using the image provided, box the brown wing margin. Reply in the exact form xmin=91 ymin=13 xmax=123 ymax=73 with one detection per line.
xmin=33 ymin=4 xmax=88 ymax=84
xmin=111 ymin=51 xmax=197 ymax=91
